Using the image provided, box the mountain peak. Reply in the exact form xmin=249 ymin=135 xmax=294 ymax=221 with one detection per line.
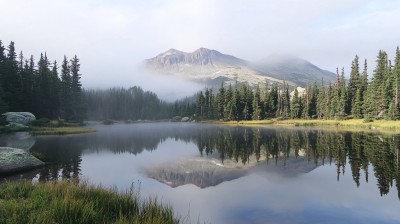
xmin=145 ymin=48 xmax=335 ymax=87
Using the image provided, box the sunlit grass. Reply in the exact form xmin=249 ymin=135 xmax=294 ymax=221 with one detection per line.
xmin=205 ymin=118 xmax=400 ymax=133
xmin=30 ymin=127 xmax=95 ymax=135
xmin=0 ymin=180 xmax=180 ymax=224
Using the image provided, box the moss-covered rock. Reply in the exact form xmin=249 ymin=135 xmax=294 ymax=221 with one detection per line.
xmin=2 ymin=112 xmax=36 ymax=126
xmin=0 ymin=147 xmax=44 ymax=176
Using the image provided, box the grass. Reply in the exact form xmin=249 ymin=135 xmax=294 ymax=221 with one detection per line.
xmin=0 ymin=180 xmax=180 ymax=224
xmin=0 ymin=119 xmax=96 ymax=135
xmin=30 ymin=126 xmax=96 ymax=135
xmin=203 ymin=118 xmax=400 ymax=133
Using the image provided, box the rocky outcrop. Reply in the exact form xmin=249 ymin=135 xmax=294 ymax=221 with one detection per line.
xmin=2 ymin=112 xmax=36 ymax=126
xmin=0 ymin=147 xmax=44 ymax=176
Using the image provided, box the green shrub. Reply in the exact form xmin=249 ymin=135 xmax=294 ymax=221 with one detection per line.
xmin=31 ymin=118 xmax=50 ymax=127
xmin=363 ymin=118 xmax=374 ymax=123
xmin=103 ymin=119 xmax=114 ymax=125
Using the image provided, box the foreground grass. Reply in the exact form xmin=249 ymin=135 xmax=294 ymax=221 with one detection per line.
xmin=0 ymin=180 xmax=179 ymax=224
xmin=204 ymin=119 xmax=400 ymax=133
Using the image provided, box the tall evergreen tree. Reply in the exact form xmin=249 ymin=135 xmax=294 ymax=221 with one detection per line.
xmin=290 ymin=87 xmax=301 ymax=118
xmin=217 ymin=82 xmax=226 ymax=119
xmin=252 ymin=84 xmax=262 ymax=120
xmin=2 ymin=41 xmax=21 ymax=111
xmin=347 ymin=55 xmax=360 ymax=114
xmin=365 ymin=50 xmax=388 ymax=118
xmin=0 ymin=41 xmax=9 ymax=113
xmin=393 ymin=47 xmax=400 ymax=119
xmin=60 ymin=55 xmax=72 ymax=119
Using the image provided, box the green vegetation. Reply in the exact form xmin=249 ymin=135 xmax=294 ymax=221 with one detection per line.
xmin=0 ymin=117 xmax=94 ymax=135
xmin=30 ymin=126 xmax=95 ymax=135
xmin=102 ymin=119 xmax=115 ymax=125
xmin=195 ymin=47 xmax=400 ymax=122
xmin=0 ymin=40 xmax=86 ymax=122
xmin=0 ymin=180 xmax=179 ymax=224
xmin=205 ymin=118 xmax=400 ymax=133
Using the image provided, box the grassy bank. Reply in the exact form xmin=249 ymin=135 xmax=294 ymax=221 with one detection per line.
xmin=0 ymin=180 xmax=179 ymax=224
xmin=203 ymin=119 xmax=400 ymax=133
xmin=30 ymin=126 xmax=96 ymax=135
xmin=0 ymin=118 xmax=96 ymax=135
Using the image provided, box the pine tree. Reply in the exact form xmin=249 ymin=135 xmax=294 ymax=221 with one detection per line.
xmin=263 ymin=81 xmax=271 ymax=117
xmin=224 ymin=84 xmax=233 ymax=120
xmin=36 ymin=53 xmax=52 ymax=118
xmin=196 ymin=91 xmax=205 ymax=118
xmin=347 ymin=55 xmax=360 ymax=114
xmin=2 ymin=41 xmax=21 ymax=111
xmin=290 ymin=87 xmax=301 ymax=118
xmin=365 ymin=50 xmax=388 ymax=118
xmin=204 ymin=88 xmax=210 ymax=118
xmin=217 ymin=82 xmax=225 ymax=119
xmin=339 ymin=68 xmax=348 ymax=117
xmin=252 ymin=84 xmax=262 ymax=120
xmin=49 ymin=60 xmax=61 ymax=117
xmin=60 ymin=55 xmax=72 ymax=119
xmin=393 ymin=47 xmax=400 ymax=119
xmin=317 ymin=78 xmax=326 ymax=119
xmin=0 ymin=40 xmax=9 ymax=113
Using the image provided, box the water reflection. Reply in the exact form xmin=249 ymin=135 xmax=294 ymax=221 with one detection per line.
xmin=3 ymin=123 xmax=399 ymax=200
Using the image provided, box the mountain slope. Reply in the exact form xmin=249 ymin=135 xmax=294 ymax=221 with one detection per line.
xmin=145 ymin=48 xmax=335 ymax=87
xmin=252 ymin=55 xmax=336 ymax=86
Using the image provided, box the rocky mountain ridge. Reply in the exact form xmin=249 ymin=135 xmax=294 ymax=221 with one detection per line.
xmin=145 ymin=48 xmax=335 ymax=88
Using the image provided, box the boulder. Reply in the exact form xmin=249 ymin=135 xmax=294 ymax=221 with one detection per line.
xmin=2 ymin=112 xmax=36 ymax=126
xmin=181 ymin=117 xmax=190 ymax=122
xmin=0 ymin=147 xmax=44 ymax=176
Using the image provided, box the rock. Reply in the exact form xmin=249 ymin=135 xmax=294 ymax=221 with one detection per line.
xmin=181 ymin=117 xmax=190 ymax=122
xmin=0 ymin=147 xmax=44 ymax=176
xmin=2 ymin=112 xmax=36 ymax=126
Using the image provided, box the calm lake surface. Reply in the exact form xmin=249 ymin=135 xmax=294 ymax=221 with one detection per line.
xmin=1 ymin=122 xmax=400 ymax=223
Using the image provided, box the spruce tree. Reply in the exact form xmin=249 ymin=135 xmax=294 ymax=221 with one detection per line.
xmin=393 ymin=47 xmax=400 ymax=119
xmin=217 ymin=82 xmax=225 ymax=119
xmin=290 ymin=87 xmax=301 ymax=118
xmin=224 ymin=84 xmax=233 ymax=120
xmin=0 ymin=41 xmax=9 ymax=113
xmin=3 ymin=41 xmax=21 ymax=111
xmin=60 ymin=55 xmax=72 ymax=119
xmin=252 ymin=84 xmax=262 ymax=120
xmin=347 ymin=55 xmax=360 ymax=114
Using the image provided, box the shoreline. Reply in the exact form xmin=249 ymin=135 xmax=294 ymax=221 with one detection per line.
xmin=200 ymin=119 xmax=400 ymax=134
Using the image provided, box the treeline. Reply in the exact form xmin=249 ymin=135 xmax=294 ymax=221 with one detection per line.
xmin=0 ymin=40 xmax=85 ymax=122
xmin=84 ymin=87 xmax=196 ymax=120
xmin=196 ymin=47 xmax=400 ymax=121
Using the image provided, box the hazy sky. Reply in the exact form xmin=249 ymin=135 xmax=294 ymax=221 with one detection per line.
xmin=1 ymin=0 xmax=400 ymax=98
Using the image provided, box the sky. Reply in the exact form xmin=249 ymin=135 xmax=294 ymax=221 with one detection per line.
xmin=1 ymin=0 xmax=400 ymax=99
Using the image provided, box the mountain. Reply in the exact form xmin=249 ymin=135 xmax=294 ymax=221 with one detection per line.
xmin=145 ymin=48 xmax=335 ymax=87
xmin=145 ymin=151 xmax=318 ymax=188
xmin=146 ymin=48 xmax=295 ymax=88
xmin=252 ymin=54 xmax=336 ymax=87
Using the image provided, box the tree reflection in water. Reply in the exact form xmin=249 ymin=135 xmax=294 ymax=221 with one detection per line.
xmin=26 ymin=124 xmax=399 ymax=199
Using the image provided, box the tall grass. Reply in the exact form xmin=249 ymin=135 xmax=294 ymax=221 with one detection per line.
xmin=0 ymin=180 xmax=180 ymax=224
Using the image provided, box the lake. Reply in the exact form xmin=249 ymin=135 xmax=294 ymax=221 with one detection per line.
xmin=1 ymin=122 xmax=400 ymax=223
